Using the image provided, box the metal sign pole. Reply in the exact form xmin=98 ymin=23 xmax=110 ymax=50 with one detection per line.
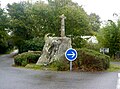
xmin=70 ymin=61 xmax=72 ymax=71
xmin=65 ymin=48 xmax=77 ymax=71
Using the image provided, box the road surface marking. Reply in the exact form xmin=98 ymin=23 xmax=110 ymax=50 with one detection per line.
xmin=116 ymin=73 xmax=120 ymax=89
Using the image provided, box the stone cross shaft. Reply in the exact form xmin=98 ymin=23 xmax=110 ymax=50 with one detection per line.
xmin=60 ymin=14 xmax=66 ymax=37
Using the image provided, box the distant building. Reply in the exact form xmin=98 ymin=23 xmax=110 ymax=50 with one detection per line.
xmin=81 ymin=36 xmax=98 ymax=44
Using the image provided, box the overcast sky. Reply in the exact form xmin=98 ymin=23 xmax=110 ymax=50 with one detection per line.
xmin=1 ymin=0 xmax=120 ymax=22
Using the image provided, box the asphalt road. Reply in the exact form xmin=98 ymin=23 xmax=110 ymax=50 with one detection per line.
xmin=0 ymin=52 xmax=118 ymax=89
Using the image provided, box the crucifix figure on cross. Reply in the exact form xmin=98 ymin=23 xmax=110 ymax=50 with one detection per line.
xmin=60 ymin=14 xmax=66 ymax=37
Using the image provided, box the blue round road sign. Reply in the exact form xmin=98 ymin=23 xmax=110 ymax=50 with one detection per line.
xmin=65 ymin=48 xmax=77 ymax=61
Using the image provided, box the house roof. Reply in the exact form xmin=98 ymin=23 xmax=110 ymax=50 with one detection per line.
xmin=81 ymin=36 xmax=98 ymax=44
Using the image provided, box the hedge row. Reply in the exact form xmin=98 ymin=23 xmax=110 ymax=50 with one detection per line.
xmin=14 ymin=48 xmax=110 ymax=71
xmin=77 ymin=48 xmax=110 ymax=71
xmin=14 ymin=51 xmax=41 ymax=66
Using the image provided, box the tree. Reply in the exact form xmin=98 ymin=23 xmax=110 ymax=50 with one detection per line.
xmin=0 ymin=8 xmax=10 ymax=53
xmin=7 ymin=2 xmax=34 ymax=53
xmin=89 ymin=13 xmax=101 ymax=32
xmin=7 ymin=0 xmax=92 ymax=52
xmin=7 ymin=2 xmax=33 ymax=40
xmin=97 ymin=20 xmax=120 ymax=57
xmin=48 ymin=0 xmax=91 ymax=36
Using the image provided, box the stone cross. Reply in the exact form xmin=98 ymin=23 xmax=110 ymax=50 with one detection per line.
xmin=60 ymin=14 xmax=66 ymax=37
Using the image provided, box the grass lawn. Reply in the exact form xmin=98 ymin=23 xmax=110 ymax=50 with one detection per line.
xmin=25 ymin=63 xmax=120 ymax=72
xmin=13 ymin=62 xmax=120 ymax=72
xmin=107 ymin=63 xmax=120 ymax=72
xmin=25 ymin=64 xmax=57 ymax=71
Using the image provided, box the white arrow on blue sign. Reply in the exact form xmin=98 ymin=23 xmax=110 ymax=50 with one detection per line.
xmin=65 ymin=48 xmax=77 ymax=61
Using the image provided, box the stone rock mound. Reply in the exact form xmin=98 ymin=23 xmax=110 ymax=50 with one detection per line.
xmin=36 ymin=36 xmax=71 ymax=65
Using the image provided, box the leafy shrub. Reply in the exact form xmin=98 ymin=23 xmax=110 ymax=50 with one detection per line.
xmin=50 ymin=59 xmax=69 ymax=71
xmin=76 ymin=48 xmax=110 ymax=71
xmin=72 ymin=36 xmax=87 ymax=48
xmin=24 ymin=37 xmax=44 ymax=51
xmin=14 ymin=51 xmax=41 ymax=66
xmin=18 ymin=37 xmax=44 ymax=53
xmin=85 ymin=43 xmax=100 ymax=52
xmin=0 ymin=43 xmax=8 ymax=54
xmin=0 ymin=31 xmax=14 ymax=54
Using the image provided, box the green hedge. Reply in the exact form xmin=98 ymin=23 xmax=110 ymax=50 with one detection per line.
xmin=14 ymin=51 xmax=41 ymax=66
xmin=50 ymin=59 xmax=69 ymax=71
xmin=76 ymin=48 xmax=110 ymax=71
xmin=72 ymin=36 xmax=87 ymax=48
